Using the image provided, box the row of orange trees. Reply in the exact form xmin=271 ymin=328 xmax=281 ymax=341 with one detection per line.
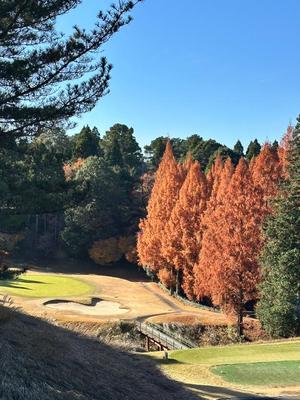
xmin=137 ymin=130 xmax=291 ymax=332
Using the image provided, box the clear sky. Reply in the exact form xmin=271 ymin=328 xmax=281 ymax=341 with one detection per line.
xmin=57 ymin=0 xmax=300 ymax=150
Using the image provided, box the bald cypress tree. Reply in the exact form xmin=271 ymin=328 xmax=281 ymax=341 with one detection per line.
xmin=162 ymin=161 xmax=208 ymax=298
xmin=137 ymin=141 xmax=184 ymax=278
xmin=257 ymin=121 xmax=300 ymax=337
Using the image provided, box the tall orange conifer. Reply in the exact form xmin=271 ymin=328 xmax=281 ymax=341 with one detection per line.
xmin=206 ymin=153 xmax=223 ymax=198
xmin=161 ymin=161 xmax=208 ymax=299
xmin=198 ymin=158 xmax=265 ymax=335
xmin=278 ymin=125 xmax=293 ymax=178
xmin=137 ymin=141 xmax=184 ymax=277
xmin=194 ymin=157 xmax=234 ymax=300
xmin=251 ymin=142 xmax=282 ymax=205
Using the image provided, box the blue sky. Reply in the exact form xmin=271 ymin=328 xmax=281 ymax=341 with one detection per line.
xmin=57 ymin=0 xmax=300 ymax=150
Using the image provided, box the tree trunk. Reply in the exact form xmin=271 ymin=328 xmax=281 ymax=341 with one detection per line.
xmin=236 ymin=308 xmax=243 ymax=336
xmin=35 ymin=214 xmax=39 ymax=244
xmin=175 ymin=269 xmax=180 ymax=296
xmin=170 ymin=267 xmax=174 ymax=295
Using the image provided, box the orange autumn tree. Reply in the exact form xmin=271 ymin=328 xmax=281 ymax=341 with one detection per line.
xmin=206 ymin=153 xmax=223 ymax=198
xmin=198 ymin=158 xmax=265 ymax=335
xmin=278 ymin=125 xmax=293 ymax=178
xmin=194 ymin=157 xmax=234 ymax=301
xmin=251 ymin=142 xmax=282 ymax=205
xmin=161 ymin=161 xmax=208 ymax=299
xmin=137 ymin=141 xmax=184 ymax=281
xmin=63 ymin=158 xmax=86 ymax=181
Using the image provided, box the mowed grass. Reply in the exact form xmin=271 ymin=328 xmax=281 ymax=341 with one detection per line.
xmin=212 ymin=360 xmax=300 ymax=386
xmin=0 ymin=274 xmax=93 ymax=298
xmin=169 ymin=340 xmax=300 ymax=365
xmin=148 ymin=340 xmax=300 ymax=389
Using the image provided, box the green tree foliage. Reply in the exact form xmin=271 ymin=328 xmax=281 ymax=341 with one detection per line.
xmin=71 ymin=126 xmax=101 ymax=159
xmin=246 ymin=139 xmax=261 ymax=161
xmin=144 ymin=135 xmax=229 ymax=171
xmin=62 ymin=125 xmax=145 ymax=257
xmin=144 ymin=137 xmax=186 ymax=168
xmin=61 ymin=157 xmax=134 ymax=256
xmin=272 ymin=140 xmax=279 ymax=151
xmin=233 ymin=140 xmax=244 ymax=156
xmin=257 ymin=122 xmax=300 ymax=337
xmin=206 ymin=145 xmax=241 ymax=171
xmin=0 ymin=0 xmax=140 ymax=144
xmin=101 ymin=124 xmax=143 ymax=176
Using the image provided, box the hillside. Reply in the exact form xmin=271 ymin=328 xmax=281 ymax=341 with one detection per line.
xmin=0 ymin=307 xmax=197 ymax=400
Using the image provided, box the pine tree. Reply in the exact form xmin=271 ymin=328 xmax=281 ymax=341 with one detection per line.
xmin=233 ymin=140 xmax=244 ymax=156
xmin=72 ymin=126 xmax=101 ymax=159
xmin=0 ymin=0 xmax=140 ymax=143
xmin=246 ymin=139 xmax=261 ymax=161
xmin=162 ymin=161 xmax=208 ymax=299
xmin=257 ymin=120 xmax=300 ymax=337
xmin=137 ymin=141 xmax=184 ymax=279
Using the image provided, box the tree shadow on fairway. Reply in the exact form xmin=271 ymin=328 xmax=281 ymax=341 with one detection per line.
xmin=186 ymin=383 xmax=276 ymax=399
xmin=0 ymin=277 xmax=48 ymax=291
xmin=28 ymin=257 xmax=150 ymax=282
xmin=0 ymin=281 xmax=31 ymax=290
xmin=0 ymin=308 xmax=198 ymax=400
xmin=16 ymin=278 xmax=47 ymax=284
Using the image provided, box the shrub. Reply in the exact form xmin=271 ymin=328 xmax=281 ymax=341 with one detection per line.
xmin=89 ymin=235 xmax=137 ymax=265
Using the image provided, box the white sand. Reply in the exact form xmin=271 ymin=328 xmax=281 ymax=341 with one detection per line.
xmin=45 ymin=300 xmax=129 ymax=316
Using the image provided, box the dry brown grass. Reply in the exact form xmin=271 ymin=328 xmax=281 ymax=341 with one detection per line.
xmin=0 ymin=308 xmax=197 ymax=400
xmin=147 ymin=313 xmax=230 ymax=327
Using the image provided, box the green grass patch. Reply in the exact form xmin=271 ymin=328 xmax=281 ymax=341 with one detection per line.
xmin=212 ymin=360 xmax=300 ymax=386
xmin=0 ymin=274 xmax=93 ymax=298
xmin=167 ymin=341 xmax=300 ymax=365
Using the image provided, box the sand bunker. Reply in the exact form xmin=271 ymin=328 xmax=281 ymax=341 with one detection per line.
xmin=44 ymin=298 xmax=129 ymax=316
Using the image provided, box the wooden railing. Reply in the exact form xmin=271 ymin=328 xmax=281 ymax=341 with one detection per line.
xmin=136 ymin=321 xmax=194 ymax=350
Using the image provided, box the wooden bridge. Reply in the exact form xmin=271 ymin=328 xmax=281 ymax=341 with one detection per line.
xmin=136 ymin=321 xmax=195 ymax=351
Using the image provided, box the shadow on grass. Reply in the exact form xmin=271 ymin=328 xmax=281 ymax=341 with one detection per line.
xmin=0 ymin=282 xmax=31 ymax=290
xmin=0 ymin=277 xmax=48 ymax=291
xmin=25 ymin=257 xmax=150 ymax=282
xmin=186 ymin=383 xmax=268 ymax=399
xmin=0 ymin=308 xmax=198 ymax=400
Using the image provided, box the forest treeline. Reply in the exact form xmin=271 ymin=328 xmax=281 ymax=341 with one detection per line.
xmin=1 ymin=121 xmax=299 ymax=338
xmin=138 ymin=124 xmax=300 ymax=337
xmin=0 ymin=123 xmax=264 ymax=260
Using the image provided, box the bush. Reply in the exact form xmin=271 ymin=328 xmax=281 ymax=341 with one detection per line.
xmin=88 ymin=236 xmax=137 ymax=265
xmin=200 ymin=325 xmax=243 ymax=346
xmin=152 ymin=322 xmax=243 ymax=347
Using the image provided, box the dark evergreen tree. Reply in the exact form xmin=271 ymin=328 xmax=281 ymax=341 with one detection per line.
xmin=144 ymin=137 xmax=186 ymax=168
xmin=101 ymin=124 xmax=143 ymax=176
xmin=246 ymin=139 xmax=261 ymax=161
xmin=272 ymin=140 xmax=279 ymax=151
xmin=61 ymin=157 xmax=133 ymax=256
xmin=257 ymin=121 xmax=300 ymax=337
xmin=233 ymin=140 xmax=244 ymax=156
xmin=206 ymin=145 xmax=240 ymax=171
xmin=0 ymin=0 xmax=140 ymax=144
xmin=72 ymin=126 xmax=101 ymax=159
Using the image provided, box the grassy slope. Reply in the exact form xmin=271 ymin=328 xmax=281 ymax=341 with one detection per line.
xmin=147 ymin=340 xmax=300 ymax=391
xmin=212 ymin=360 xmax=300 ymax=386
xmin=0 ymin=308 xmax=197 ymax=400
xmin=170 ymin=340 xmax=300 ymax=365
xmin=0 ymin=274 xmax=93 ymax=298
